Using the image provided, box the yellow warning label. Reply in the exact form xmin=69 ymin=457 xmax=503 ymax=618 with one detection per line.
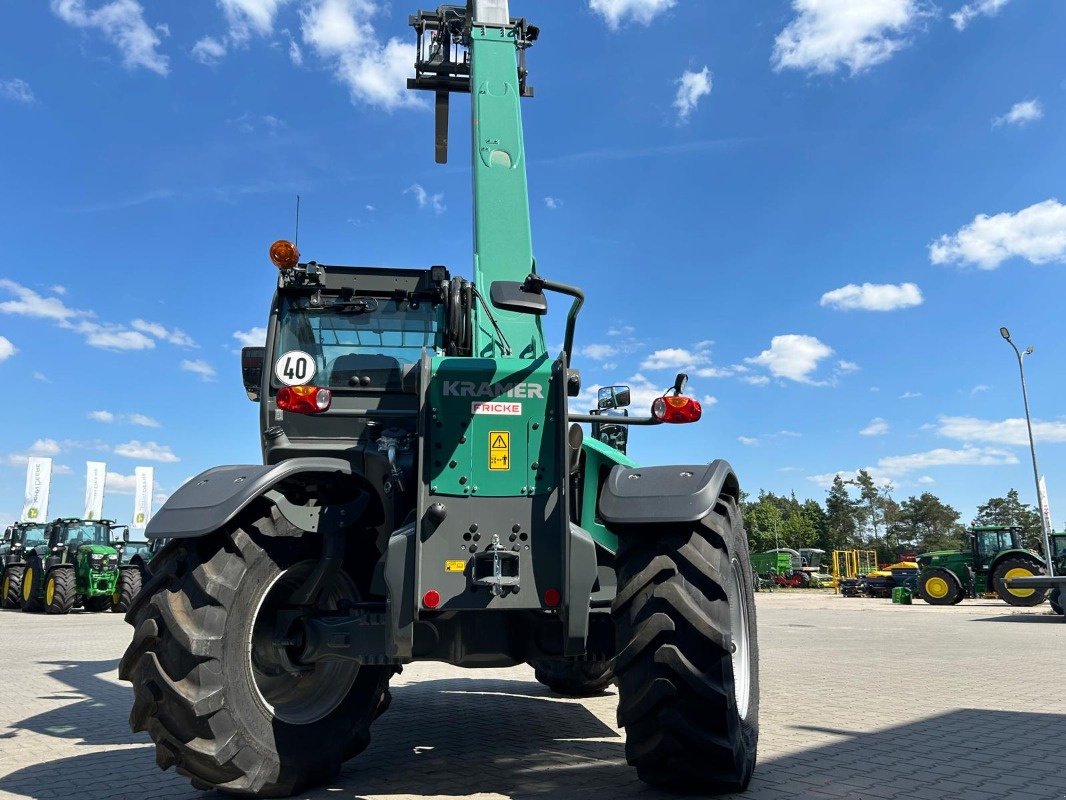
xmin=445 ymin=560 xmax=466 ymax=573
xmin=489 ymin=430 xmax=510 ymax=471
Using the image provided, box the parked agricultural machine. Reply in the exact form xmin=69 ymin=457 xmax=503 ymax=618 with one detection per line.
xmin=119 ymin=3 xmax=759 ymax=796
xmin=1 ymin=521 xmax=48 ymax=608
xmin=19 ymin=518 xmax=122 ymax=613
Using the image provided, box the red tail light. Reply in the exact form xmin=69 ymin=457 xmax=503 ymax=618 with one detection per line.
xmin=652 ymin=395 xmax=702 ymax=424
xmin=276 ymin=385 xmax=332 ymax=414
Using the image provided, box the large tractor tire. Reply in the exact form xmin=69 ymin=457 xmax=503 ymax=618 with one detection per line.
xmin=20 ymin=558 xmax=45 ymax=613
xmin=918 ymin=568 xmax=961 ymax=606
xmin=992 ymin=557 xmax=1048 ymax=607
xmin=111 ymin=567 xmax=142 ymax=613
xmin=2 ymin=566 xmax=24 ymax=609
xmin=532 ymin=659 xmax=614 ymax=697
xmin=44 ymin=567 xmax=77 ymax=615
xmin=119 ymin=518 xmax=392 ymax=797
xmin=612 ymin=492 xmax=758 ymax=794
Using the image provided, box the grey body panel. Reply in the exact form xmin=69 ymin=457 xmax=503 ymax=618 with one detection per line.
xmin=598 ymin=460 xmax=738 ymax=525
xmin=145 ymin=458 xmax=353 ymax=539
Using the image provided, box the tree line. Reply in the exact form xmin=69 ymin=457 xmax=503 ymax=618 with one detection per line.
xmin=743 ymin=470 xmax=1044 ymax=563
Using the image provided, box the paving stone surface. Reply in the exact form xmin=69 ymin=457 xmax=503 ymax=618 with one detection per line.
xmin=0 ymin=593 xmax=1063 ymax=800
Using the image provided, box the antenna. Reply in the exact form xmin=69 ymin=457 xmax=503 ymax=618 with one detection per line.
xmin=295 ymin=194 xmax=301 ymax=248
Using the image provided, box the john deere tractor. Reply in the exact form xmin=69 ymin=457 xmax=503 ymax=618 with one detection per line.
xmin=917 ymin=525 xmax=1046 ymax=607
xmin=111 ymin=526 xmax=149 ymax=613
xmin=1 ymin=521 xmax=48 ymax=609
xmin=119 ymin=3 xmax=758 ymax=797
xmin=20 ymin=518 xmax=122 ymax=614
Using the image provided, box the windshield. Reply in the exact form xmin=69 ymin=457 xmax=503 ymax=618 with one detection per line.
xmin=275 ymin=296 xmax=440 ymax=390
xmin=23 ymin=524 xmax=46 ymax=546
xmin=122 ymin=541 xmax=150 ymax=560
xmin=57 ymin=522 xmax=110 ymax=547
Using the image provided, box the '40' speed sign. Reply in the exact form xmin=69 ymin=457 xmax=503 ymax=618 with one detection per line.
xmin=275 ymin=351 xmax=316 ymax=386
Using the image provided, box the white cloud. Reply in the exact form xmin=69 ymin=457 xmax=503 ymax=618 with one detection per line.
xmin=938 ymin=415 xmax=1066 ymax=446
xmin=640 ymin=347 xmax=708 ymax=370
xmin=0 ymin=335 xmax=15 ymax=362
xmin=181 ymin=359 xmax=217 ymax=382
xmin=544 ymin=197 xmax=562 ymax=210
xmin=406 ymin=184 xmax=446 ymax=214
xmin=105 ymin=470 xmax=138 ymax=494
xmin=970 ymin=384 xmax=990 ymax=396
xmin=820 ymin=282 xmax=923 ymax=311
xmin=900 ymin=391 xmax=922 ymax=399
xmin=747 ymin=334 xmax=833 ymax=384
xmin=301 ymin=0 xmax=421 ymax=111
xmin=0 ymin=78 xmax=35 ymax=104
xmin=114 ymin=440 xmax=179 ymax=463
xmin=837 ymin=360 xmax=860 ymax=375
xmin=75 ymin=323 xmax=155 ymax=351
xmin=51 ymin=0 xmax=170 ymax=76
xmin=607 ymin=325 xmax=635 ymax=337
xmin=219 ymin=0 xmax=290 ymax=43
xmin=287 ymin=30 xmax=304 ymax=64
xmin=930 ymin=199 xmax=1066 ymax=270
xmin=589 ymin=0 xmax=676 ymax=29
xmin=233 ymin=326 xmax=267 ymax=347
xmin=738 ymin=436 xmax=759 ymax=446
xmin=30 ymin=439 xmax=62 ymax=456
xmin=917 ymin=475 xmax=936 ymax=485
xmin=89 ymin=410 xmax=160 ymax=427
xmin=742 ymin=374 xmax=771 ymax=387
xmin=33 ymin=371 xmax=48 ymax=382
xmin=772 ymin=0 xmax=928 ymax=75
xmin=132 ymin=319 xmax=196 ymax=347
xmin=0 ymin=279 xmax=84 ymax=323
xmin=808 ymin=445 xmax=1018 ymax=486
xmin=580 ymin=344 xmax=618 ymax=361
xmin=992 ymin=99 xmax=1043 ymax=128
xmin=191 ymin=35 xmax=227 ymax=65
xmin=674 ymin=67 xmax=712 ymax=123
xmin=951 ymin=0 xmax=1010 ymax=30
xmin=89 ymin=410 xmax=115 ymax=423
xmin=860 ymin=417 xmax=889 ymax=436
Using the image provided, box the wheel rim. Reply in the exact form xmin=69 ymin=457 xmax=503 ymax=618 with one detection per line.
xmin=1004 ymin=566 xmax=1036 ymax=598
xmin=925 ymin=576 xmax=949 ymax=599
xmin=728 ymin=559 xmax=752 ymax=720
xmin=248 ymin=561 xmax=361 ymax=726
xmin=22 ymin=567 xmax=33 ymax=602
xmin=112 ymin=589 xmax=122 ymax=605
xmin=45 ymin=577 xmax=55 ymax=606
xmin=1 ymin=575 xmax=8 ymax=599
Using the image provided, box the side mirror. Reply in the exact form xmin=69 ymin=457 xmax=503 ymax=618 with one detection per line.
xmin=598 ymin=385 xmax=631 ymax=410
xmin=242 ymin=347 xmax=265 ymax=402
xmin=489 ymin=281 xmax=548 ymax=315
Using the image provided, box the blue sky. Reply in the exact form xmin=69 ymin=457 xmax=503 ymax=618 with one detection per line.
xmin=1 ymin=0 xmax=1065 ymax=531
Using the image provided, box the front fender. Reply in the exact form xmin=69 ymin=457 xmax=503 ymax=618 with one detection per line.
xmin=598 ymin=460 xmax=739 ymax=526
xmin=146 ymin=458 xmax=355 ymax=540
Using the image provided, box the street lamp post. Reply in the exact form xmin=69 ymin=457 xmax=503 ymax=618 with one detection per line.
xmin=999 ymin=326 xmax=1055 ymax=577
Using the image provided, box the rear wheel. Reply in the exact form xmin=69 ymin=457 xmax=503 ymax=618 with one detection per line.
xmin=532 ymin=659 xmax=613 ymax=697
xmin=919 ymin=568 xmax=961 ymax=606
xmin=612 ymin=492 xmax=758 ymax=794
xmin=20 ymin=560 xmax=44 ymax=613
xmin=992 ymin=557 xmax=1048 ymax=607
xmin=111 ymin=568 xmax=142 ymax=613
xmin=119 ymin=517 xmax=392 ymax=797
xmin=45 ymin=568 xmax=76 ymax=615
xmin=2 ymin=566 xmax=24 ymax=609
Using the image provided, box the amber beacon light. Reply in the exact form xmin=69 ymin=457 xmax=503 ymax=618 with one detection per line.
xmin=270 ymin=239 xmax=301 ymax=270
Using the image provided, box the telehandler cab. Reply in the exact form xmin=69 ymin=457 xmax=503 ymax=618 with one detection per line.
xmin=120 ymin=3 xmax=758 ymax=796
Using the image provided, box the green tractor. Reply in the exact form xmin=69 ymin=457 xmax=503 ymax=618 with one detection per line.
xmin=1 ymin=521 xmax=49 ymax=609
xmin=118 ymin=4 xmax=758 ymax=797
xmin=916 ymin=525 xmax=1047 ymax=607
xmin=111 ymin=526 xmax=149 ymax=613
xmin=20 ymin=518 xmax=122 ymax=614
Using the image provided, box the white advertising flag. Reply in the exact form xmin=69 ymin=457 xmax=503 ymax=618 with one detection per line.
xmin=1039 ymin=476 xmax=1053 ymax=535
xmin=21 ymin=457 xmax=52 ymax=523
xmin=84 ymin=461 xmax=107 ymax=521
xmin=132 ymin=466 xmax=154 ymax=530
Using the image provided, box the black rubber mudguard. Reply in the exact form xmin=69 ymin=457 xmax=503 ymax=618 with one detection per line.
xmin=146 ymin=458 xmax=353 ymax=540
xmin=598 ymin=460 xmax=739 ymax=526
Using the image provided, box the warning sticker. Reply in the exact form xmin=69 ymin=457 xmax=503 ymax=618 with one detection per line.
xmin=445 ymin=560 xmax=466 ymax=573
xmin=489 ymin=431 xmax=510 ymax=471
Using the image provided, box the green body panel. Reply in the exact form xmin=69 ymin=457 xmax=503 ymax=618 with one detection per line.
xmin=750 ymin=551 xmax=794 ymax=576
xmin=427 ymin=355 xmax=557 ymax=497
xmin=468 ymin=24 xmax=544 ymax=360
xmin=577 ymin=436 xmax=634 ymax=552
xmin=73 ymin=544 xmax=120 ymax=598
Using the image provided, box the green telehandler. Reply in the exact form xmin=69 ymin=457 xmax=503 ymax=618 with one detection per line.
xmin=20 ymin=518 xmax=122 ymax=614
xmin=1 ymin=521 xmax=49 ymax=608
xmin=119 ymin=3 xmax=758 ymax=797
xmin=916 ymin=525 xmax=1047 ymax=607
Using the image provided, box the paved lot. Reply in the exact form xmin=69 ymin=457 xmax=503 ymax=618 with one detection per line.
xmin=0 ymin=594 xmax=1063 ymax=800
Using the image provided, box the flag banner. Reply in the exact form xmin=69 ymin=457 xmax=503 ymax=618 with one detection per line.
xmin=1039 ymin=476 xmax=1053 ymax=537
xmin=84 ymin=460 xmax=106 ymax=520
xmin=132 ymin=466 xmax=154 ymax=530
xmin=21 ymin=457 xmax=52 ymax=522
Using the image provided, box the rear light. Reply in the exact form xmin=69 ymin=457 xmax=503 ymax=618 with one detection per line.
xmin=543 ymin=588 xmax=561 ymax=608
xmin=652 ymin=395 xmax=702 ymax=424
xmin=276 ymin=385 xmax=331 ymax=414
xmin=422 ymin=589 xmax=441 ymax=609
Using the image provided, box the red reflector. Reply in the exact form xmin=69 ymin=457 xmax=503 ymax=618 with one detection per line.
xmin=276 ymin=385 xmax=331 ymax=414
xmin=652 ymin=395 xmax=702 ymax=424
xmin=422 ymin=589 xmax=441 ymax=609
xmin=543 ymin=588 xmax=561 ymax=608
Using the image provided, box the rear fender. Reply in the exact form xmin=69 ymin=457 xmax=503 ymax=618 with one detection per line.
xmin=145 ymin=458 xmax=372 ymax=540
xmin=598 ymin=460 xmax=740 ymax=528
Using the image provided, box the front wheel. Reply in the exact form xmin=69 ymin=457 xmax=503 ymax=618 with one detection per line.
xmin=2 ymin=566 xmax=24 ymax=609
xmin=44 ymin=568 xmax=76 ymax=615
xmin=612 ymin=492 xmax=759 ymax=794
xmin=111 ymin=568 xmax=142 ymax=613
xmin=919 ymin=568 xmax=961 ymax=606
xmin=992 ymin=557 xmax=1048 ymax=607
xmin=119 ymin=519 xmax=392 ymax=797
xmin=531 ymin=659 xmax=614 ymax=697
xmin=20 ymin=559 xmax=45 ymax=613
